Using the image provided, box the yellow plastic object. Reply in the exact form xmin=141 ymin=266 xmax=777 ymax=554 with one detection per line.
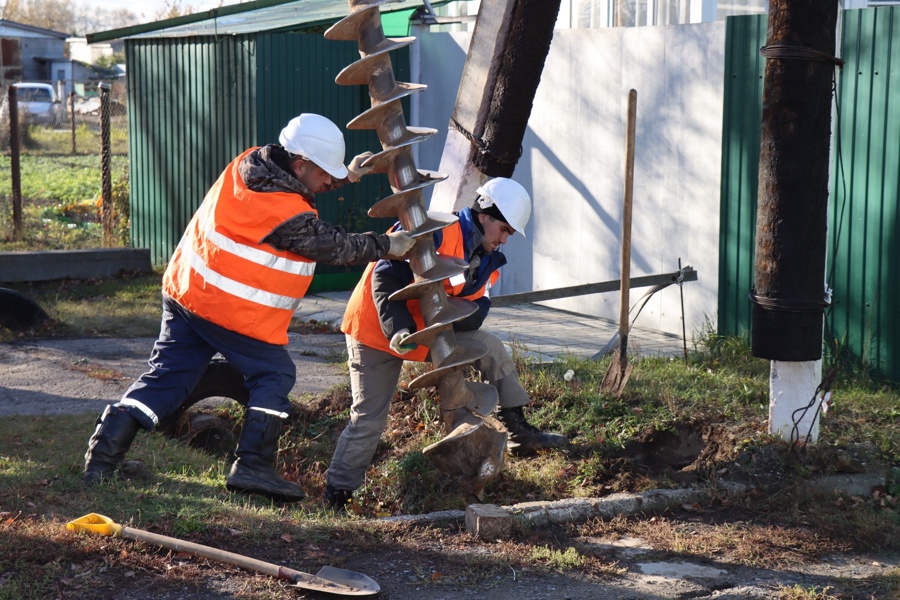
xmin=66 ymin=513 xmax=123 ymax=537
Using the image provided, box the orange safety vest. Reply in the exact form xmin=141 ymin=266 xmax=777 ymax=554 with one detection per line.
xmin=342 ymin=221 xmax=499 ymax=361
xmin=163 ymin=147 xmax=317 ymax=345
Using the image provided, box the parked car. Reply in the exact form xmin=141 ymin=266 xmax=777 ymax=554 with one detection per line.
xmin=1 ymin=82 xmax=64 ymax=124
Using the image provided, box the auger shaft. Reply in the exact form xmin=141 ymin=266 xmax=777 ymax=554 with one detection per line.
xmin=326 ymin=0 xmax=507 ymax=493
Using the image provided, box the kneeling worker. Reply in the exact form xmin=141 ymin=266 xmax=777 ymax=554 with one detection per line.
xmin=325 ymin=177 xmax=568 ymax=510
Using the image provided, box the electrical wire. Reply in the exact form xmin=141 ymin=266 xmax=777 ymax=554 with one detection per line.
xmin=590 ymin=276 xmax=678 ymax=360
xmin=791 ymin=64 xmax=850 ymax=447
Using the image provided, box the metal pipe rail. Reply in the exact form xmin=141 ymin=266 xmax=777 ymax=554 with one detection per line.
xmin=491 ymin=267 xmax=697 ymax=307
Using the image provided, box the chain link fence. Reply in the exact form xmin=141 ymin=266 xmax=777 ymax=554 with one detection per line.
xmin=0 ymin=79 xmax=130 ymax=250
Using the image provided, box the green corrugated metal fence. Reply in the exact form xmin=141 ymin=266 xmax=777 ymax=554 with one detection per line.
xmin=127 ymin=24 xmax=412 ymax=291
xmin=719 ymin=7 xmax=900 ymax=380
xmin=718 ymin=13 xmax=767 ymax=339
xmin=127 ymin=36 xmax=258 ymax=265
xmin=829 ymin=7 xmax=900 ymax=378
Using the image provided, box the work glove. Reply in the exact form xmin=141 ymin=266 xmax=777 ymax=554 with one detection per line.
xmin=389 ymin=329 xmax=417 ymax=355
xmin=347 ymin=151 xmax=375 ymax=183
xmin=385 ymin=231 xmax=416 ymax=259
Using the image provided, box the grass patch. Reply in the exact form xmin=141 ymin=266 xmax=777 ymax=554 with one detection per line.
xmin=0 ymin=272 xmax=165 ymax=340
xmin=774 ymin=584 xmax=841 ymax=599
xmin=1 ymin=273 xmax=348 ymax=342
xmin=530 ymin=545 xmax=585 ymax=570
xmin=0 ymin=154 xmax=130 ymax=250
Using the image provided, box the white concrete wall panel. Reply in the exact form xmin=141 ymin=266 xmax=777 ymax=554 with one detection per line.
xmin=414 ymin=22 xmax=726 ymax=339
xmin=413 ymin=31 xmax=472 ymax=194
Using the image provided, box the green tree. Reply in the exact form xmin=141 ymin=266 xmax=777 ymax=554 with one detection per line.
xmin=94 ymin=52 xmax=126 ymax=70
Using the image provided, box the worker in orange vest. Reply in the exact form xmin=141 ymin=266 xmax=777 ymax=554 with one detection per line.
xmin=82 ymin=114 xmax=416 ymax=502
xmin=326 ymin=177 xmax=568 ymax=510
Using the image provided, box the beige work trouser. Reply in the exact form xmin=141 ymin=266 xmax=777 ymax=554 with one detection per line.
xmin=325 ymin=329 xmax=529 ymax=491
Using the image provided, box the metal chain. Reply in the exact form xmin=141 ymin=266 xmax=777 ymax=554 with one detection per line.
xmin=450 ymin=117 xmax=523 ymax=166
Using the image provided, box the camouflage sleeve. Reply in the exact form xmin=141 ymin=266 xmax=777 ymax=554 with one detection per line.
xmin=261 ymin=212 xmax=391 ymax=266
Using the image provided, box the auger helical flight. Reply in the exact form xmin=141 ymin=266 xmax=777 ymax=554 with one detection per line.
xmin=325 ymin=0 xmax=508 ymax=494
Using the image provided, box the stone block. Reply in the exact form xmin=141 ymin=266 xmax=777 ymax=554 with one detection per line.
xmin=466 ymin=503 xmax=512 ymax=541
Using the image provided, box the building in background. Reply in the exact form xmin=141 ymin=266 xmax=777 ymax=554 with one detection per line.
xmin=434 ymin=0 xmax=900 ymax=29
xmin=0 ymin=19 xmax=68 ymax=84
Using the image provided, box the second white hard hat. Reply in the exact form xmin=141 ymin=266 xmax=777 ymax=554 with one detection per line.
xmin=475 ymin=177 xmax=532 ymax=236
xmin=279 ymin=114 xmax=348 ymax=179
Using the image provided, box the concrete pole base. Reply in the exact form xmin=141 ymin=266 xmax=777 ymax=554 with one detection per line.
xmin=768 ymin=359 xmax=822 ymax=444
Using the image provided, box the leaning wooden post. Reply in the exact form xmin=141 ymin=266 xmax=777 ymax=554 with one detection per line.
xmin=430 ymin=0 xmax=563 ymax=213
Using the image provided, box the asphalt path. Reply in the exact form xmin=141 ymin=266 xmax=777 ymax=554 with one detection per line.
xmin=0 ymin=332 xmax=347 ymax=418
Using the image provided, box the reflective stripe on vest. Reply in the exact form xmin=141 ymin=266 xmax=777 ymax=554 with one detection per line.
xmin=163 ymin=147 xmax=317 ymax=345
xmin=341 ymin=221 xmax=498 ymax=360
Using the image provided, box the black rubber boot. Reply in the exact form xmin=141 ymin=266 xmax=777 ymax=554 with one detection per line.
xmin=497 ymin=406 xmax=568 ymax=455
xmin=324 ymin=484 xmax=354 ymax=512
xmin=83 ymin=405 xmax=140 ymax=485
xmin=226 ymin=410 xmax=305 ymax=502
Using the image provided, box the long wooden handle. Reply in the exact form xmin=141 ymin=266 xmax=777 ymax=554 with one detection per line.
xmin=619 ymin=89 xmax=637 ymax=337
xmin=120 ymin=526 xmax=349 ymax=593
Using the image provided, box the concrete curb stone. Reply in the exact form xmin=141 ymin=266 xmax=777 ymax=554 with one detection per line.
xmin=379 ymin=482 xmax=751 ymax=536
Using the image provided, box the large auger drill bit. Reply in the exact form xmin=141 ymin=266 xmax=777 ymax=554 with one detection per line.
xmin=326 ymin=0 xmax=508 ymax=494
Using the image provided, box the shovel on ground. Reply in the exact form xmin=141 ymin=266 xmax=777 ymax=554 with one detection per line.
xmin=600 ymin=89 xmax=637 ymax=399
xmin=66 ymin=513 xmax=380 ymax=596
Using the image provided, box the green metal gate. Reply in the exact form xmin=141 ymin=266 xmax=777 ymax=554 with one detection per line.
xmin=718 ymin=7 xmax=900 ymax=380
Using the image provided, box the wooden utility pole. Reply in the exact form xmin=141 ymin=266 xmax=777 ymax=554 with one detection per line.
xmin=430 ymin=0 xmax=562 ymax=212
xmin=751 ymin=0 xmax=840 ymax=442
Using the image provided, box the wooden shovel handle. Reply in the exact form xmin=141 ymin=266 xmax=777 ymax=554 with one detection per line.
xmin=120 ymin=527 xmax=348 ymax=593
xmin=619 ymin=89 xmax=637 ymax=337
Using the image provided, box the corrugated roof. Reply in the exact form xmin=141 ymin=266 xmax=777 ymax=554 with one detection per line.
xmin=0 ymin=19 xmax=69 ymax=39
xmin=86 ymin=0 xmax=440 ymax=43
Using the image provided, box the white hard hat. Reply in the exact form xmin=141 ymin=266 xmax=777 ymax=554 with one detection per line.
xmin=475 ymin=177 xmax=532 ymax=236
xmin=278 ymin=114 xmax=348 ymax=179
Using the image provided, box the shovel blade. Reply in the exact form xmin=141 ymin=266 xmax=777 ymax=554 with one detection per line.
xmin=310 ymin=566 xmax=381 ymax=596
xmin=600 ymin=353 xmax=633 ymax=398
